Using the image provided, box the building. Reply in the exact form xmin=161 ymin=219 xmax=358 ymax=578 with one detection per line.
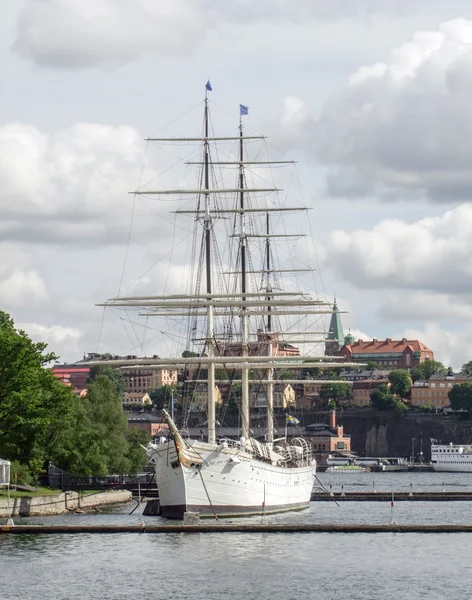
xmin=217 ymin=330 xmax=300 ymax=358
xmin=410 ymin=373 xmax=472 ymax=409
xmin=188 ymin=384 xmax=222 ymax=411
xmin=339 ymin=338 xmax=434 ymax=369
xmin=52 ymin=365 xmax=90 ymax=393
xmin=80 ymin=353 xmax=177 ymax=394
xmin=325 ymin=299 xmax=345 ymax=356
xmin=250 ymin=383 xmax=296 ymax=409
xmin=303 ymin=410 xmax=351 ymax=454
xmin=123 ymin=392 xmax=152 ymax=407
xmin=127 ymin=413 xmax=169 ymax=437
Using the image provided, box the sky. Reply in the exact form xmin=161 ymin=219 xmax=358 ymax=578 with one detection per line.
xmin=3 ymin=0 xmax=472 ymax=369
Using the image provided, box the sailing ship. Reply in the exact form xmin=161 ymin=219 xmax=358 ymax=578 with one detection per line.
xmin=93 ymin=82 xmax=355 ymax=519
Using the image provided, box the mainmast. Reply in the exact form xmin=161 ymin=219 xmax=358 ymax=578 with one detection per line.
xmin=239 ymin=105 xmax=250 ymax=441
xmin=204 ymin=82 xmax=216 ymax=444
xmin=265 ymin=211 xmax=274 ymax=442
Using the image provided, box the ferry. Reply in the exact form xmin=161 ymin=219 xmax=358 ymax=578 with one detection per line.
xmin=431 ymin=442 xmax=472 ymax=472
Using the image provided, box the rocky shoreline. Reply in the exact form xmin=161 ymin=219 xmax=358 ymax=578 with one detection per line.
xmin=0 ymin=490 xmax=132 ymax=517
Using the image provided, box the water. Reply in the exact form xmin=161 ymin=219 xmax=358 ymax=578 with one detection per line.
xmin=2 ymin=472 xmax=472 ymax=600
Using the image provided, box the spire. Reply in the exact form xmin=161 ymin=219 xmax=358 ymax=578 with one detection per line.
xmin=325 ymin=297 xmax=345 ymax=356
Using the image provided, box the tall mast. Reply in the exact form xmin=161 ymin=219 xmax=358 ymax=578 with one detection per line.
xmin=204 ymin=84 xmax=216 ymax=444
xmin=265 ymin=211 xmax=274 ymax=442
xmin=239 ymin=109 xmax=250 ymax=440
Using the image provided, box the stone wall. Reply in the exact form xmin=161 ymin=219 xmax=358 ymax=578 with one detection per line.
xmin=0 ymin=490 xmax=131 ymax=517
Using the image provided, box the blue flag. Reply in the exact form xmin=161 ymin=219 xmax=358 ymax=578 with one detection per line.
xmin=286 ymin=414 xmax=300 ymax=425
xmin=240 ymin=104 xmax=249 ymax=116
xmin=206 ymin=80 xmax=212 ymax=91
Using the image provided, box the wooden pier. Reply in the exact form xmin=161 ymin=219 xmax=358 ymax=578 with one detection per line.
xmin=2 ymin=523 xmax=472 ymax=534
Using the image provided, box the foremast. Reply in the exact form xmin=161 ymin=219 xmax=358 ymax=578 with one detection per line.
xmin=204 ymin=87 xmax=216 ymax=444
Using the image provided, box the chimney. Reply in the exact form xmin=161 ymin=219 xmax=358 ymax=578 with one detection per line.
xmin=329 ymin=410 xmax=336 ymax=428
xmin=386 ymin=338 xmax=392 ymax=343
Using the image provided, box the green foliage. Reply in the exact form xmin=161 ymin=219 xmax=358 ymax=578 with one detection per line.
xmin=411 ymin=360 xmax=447 ymax=381
xmin=327 ymin=399 xmax=337 ymax=410
xmin=150 ymin=385 xmax=177 ymax=410
xmin=448 ymin=383 xmax=472 ymax=419
xmin=301 ymin=366 xmax=322 ymax=379
xmin=87 ymin=365 xmax=125 ymax=395
xmin=319 ymin=383 xmax=351 ymax=401
xmin=52 ymin=375 xmax=131 ymax=476
xmin=370 ymin=384 xmax=396 ymax=410
xmin=388 ymin=370 xmax=412 ymax=398
xmin=125 ymin=428 xmax=151 ymax=475
xmin=279 ymin=370 xmax=293 ymax=380
xmin=461 ymin=361 xmax=472 ymax=375
xmin=393 ymin=401 xmax=408 ymax=419
xmin=182 ymin=350 xmax=199 ymax=358
xmin=0 ymin=310 xmax=77 ymax=471
xmin=366 ymin=361 xmax=383 ymax=370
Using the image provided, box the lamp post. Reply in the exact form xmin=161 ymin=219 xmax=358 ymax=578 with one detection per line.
xmin=411 ymin=437 xmax=416 ymax=465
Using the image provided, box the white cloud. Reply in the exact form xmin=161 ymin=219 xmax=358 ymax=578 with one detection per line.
xmin=0 ymin=121 xmax=165 ymax=245
xmin=13 ymin=0 xmax=206 ymax=68
xmin=19 ymin=322 xmax=83 ymax=360
xmin=310 ymin=18 xmax=472 ymax=202
xmin=400 ymin=323 xmax=470 ymax=370
xmin=325 ymin=203 xmax=472 ymax=292
xmin=12 ymin=0 xmax=437 ymax=69
xmin=0 ymin=268 xmax=49 ymax=307
xmin=380 ymin=291 xmax=472 ymax=322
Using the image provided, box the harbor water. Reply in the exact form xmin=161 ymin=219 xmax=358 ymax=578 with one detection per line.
xmin=2 ymin=472 xmax=472 ymax=600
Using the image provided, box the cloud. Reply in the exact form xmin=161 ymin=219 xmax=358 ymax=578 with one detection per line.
xmin=13 ymin=0 xmax=435 ymax=69
xmin=0 ymin=269 xmax=49 ymax=307
xmin=310 ymin=19 xmax=472 ymax=203
xmin=19 ymin=322 xmax=83 ymax=360
xmin=325 ymin=203 xmax=472 ymax=293
xmin=380 ymin=292 xmax=472 ymax=322
xmin=0 ymin=121 xmax=168 ymax=245
xmin=400 ymin=323 xmax=470 ymax=370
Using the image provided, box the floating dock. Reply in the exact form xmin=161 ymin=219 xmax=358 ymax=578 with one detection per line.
xmin=311 ymin=491 xmax=472 ymax=501
xmin=2 ymin=523 xmax=472 ymax=534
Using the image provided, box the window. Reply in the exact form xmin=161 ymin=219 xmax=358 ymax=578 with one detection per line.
xmin=431 ymin=383 xmax=436 ymax=388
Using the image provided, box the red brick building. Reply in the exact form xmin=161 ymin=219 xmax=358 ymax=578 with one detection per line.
xmin=339 ymin=338 xmax=433 ymax=370
xmin=52 ymin=365 xmax=90 ymax=393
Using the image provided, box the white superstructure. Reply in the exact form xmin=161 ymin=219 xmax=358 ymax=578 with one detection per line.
xmin=431 ymin=442 xmax=472 ymax=472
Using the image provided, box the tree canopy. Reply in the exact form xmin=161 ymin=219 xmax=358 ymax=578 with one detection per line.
xmin=0 ymin=311 xmax=150 ymax=480
xmin=0 ymin=311 xmax=78 ymax=480
xmin=461 ymin=361 xmax=472 ymax=375
xmin=370 ymin=384 xmax=396 ymax=410
xmin=448 ymin=383 xmax=472 ymax=419
xmin=150 ymin=385 xmax=177 ymax=410
xmin=410 ymin=360 xmax=447 ymax=382
xmin=388 ymin=370 xmax=412 ymax=398
xmin=319 ymin=383 xmax=352 ymax=401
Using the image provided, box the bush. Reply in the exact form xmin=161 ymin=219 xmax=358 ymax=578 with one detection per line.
xmin=9 ymin=461 xmax=33 ymax=486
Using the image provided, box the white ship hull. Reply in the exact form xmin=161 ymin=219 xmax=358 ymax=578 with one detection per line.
xmin=149 ymin=439 xmax=315 ymax=519
xmin=431 ymin=444 xmax=472 ymax=472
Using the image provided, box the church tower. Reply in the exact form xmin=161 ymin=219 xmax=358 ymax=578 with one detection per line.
xmin=325 ymin=298 xmax=345 ymax=356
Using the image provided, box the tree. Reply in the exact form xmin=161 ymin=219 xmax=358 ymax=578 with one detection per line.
xmin=150 ymin=385 xmax=177 ymax=410
xmin=449 ymin=383 xmax=472 ymax=420
xmin=182 ymin=350 xmax=199 ymax=358
xmin=461 ymin=361 xmax=472 ymax=375
xmin=319 ymin=383 xmax=351 ymax=402
xmin=0 ymin=311 xmax=78 ymax=477
xmin=388 ymin=370 xmax=412 ymax=398
xmin=87 ymin=365 xmax=125 ymax=395
xmin=411 ymin=360 xmax=446 ymax=381
xmin=370 ymin=384 xmax=396 ymax=410
xmin=125 ymin=428 xmax=151 ymax=474
xmin=279 ymin=370 xmax=293 ymax=380
xmin=366 ymin=361 xmax=383 ymax=370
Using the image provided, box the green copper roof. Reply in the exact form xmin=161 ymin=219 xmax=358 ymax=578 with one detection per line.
xmin=326 ymin=299 xmax=344 ymax=345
